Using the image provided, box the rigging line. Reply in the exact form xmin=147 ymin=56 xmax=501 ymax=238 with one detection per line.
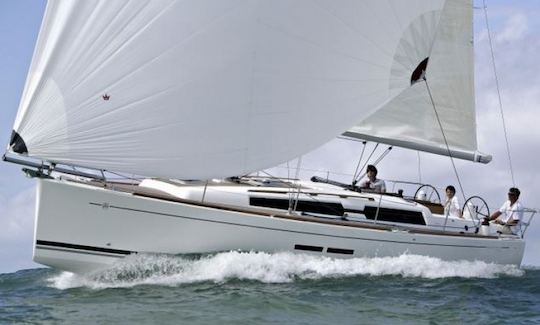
xmin=292 ymin=156 xmax=303 ymax=214
xmin=272 ymin=165 xmax=354 ymax=178
xmin=354 ymin=143 xmax=379 ymax=184
xmin=288 ymin=158 xmax=297 ymax=213
xmin=286 ymin=160 xmax=293 ymax=211
xmin=423 ymin=77 xmax=466 ymax=204
xmin=351 ymin=141 xmax=367 ymax=184
xmin=356 ymin=146 xmax=392 ymax=185
xmin=482 ymin=0 xmax=516 ymax=186
xmin=354 ymin=145 xmax=392 ymax=184
xmin=417 ymin=151 xmax=422 ymax=184
xmin=257 ymin=169 xmax=302 ymax=196
xmin=372 ymin=146 xmax=392 ymax=166
xmin=102 ymin=169 xmax=144 ymax=181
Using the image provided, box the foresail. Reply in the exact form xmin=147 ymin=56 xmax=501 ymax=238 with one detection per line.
xmin=345 ymin=0 xmax=492 ymax=164
xmin=10 ymin=0 xmax=448 ymax=179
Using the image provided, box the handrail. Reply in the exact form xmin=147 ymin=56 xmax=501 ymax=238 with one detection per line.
xmin=518 ymin=208 xmax=537 ymax=238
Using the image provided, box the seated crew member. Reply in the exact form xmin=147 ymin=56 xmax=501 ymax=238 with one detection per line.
xmin=486 ymin=187 xmax=523 ymax=234
xmin=359 ymin=165 xmax=386 ymax=193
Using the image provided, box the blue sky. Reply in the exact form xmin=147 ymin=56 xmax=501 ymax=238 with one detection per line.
xmin=0 ymin=0 xmax=46 ymax=273
xmin=1 ymin=1 xmax=539 ymax=273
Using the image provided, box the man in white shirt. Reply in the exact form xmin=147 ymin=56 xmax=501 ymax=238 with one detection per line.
xmin=444 ymin=185 xmax=462 ymax=218
xmin=488 ymin=187 xmax=523 ymax=234
xmin=359 ymin=165 xmax=386 ymax=193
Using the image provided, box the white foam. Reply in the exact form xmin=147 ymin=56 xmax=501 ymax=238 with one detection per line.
xmin=48 ymin=252 xmax=524 ymax=289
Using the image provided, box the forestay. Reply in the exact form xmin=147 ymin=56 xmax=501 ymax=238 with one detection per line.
xmin=10 ymin=0 xmax=448 ymax=179
xmin=345 ymin=0 xmax=492 ymax=163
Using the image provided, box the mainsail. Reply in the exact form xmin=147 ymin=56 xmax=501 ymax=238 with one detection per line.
xmin=344 ymin=0 xmax=492 ymax=163
xmin=9 ymin=0 xmax=450 ymax=180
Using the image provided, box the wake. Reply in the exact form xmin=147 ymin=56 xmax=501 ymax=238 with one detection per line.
xmin=48 ymin=251 xmax=524 ymax=289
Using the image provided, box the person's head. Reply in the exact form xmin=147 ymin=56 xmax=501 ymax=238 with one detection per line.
xmin=445 ymin=185 xmax=456 ymax=198
xmin=366 ymin=165 xmax=378 ymax=179
xmin=508 ymin=187 xmax=520 ymax=202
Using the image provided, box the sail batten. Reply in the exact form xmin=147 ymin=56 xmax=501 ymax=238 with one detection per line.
xmin=10 ymin=0 xmax=452 ymax=179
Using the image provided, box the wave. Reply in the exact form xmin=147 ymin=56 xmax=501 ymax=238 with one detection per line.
xmin=48 ymin=251 xmax=524 ymax=289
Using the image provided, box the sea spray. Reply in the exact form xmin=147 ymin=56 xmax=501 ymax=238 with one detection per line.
xmin=48 ymin=251 xmax=524 ymax=290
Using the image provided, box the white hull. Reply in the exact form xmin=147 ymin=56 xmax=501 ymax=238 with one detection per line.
xmin=33 ymin=178 xmax=525 ymax=273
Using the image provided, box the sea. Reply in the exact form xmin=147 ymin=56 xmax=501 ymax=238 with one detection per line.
xmin=1 ymin=252 xmax=539 ymax=324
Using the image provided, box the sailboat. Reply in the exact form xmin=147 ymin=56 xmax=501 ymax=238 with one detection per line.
xmin=4 ymin=0 xmax=536 ymax=273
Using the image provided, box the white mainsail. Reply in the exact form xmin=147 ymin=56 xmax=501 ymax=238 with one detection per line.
xmin=345 ymin=0 xmax=492 ymax=163
xmin=10 ymin=0 xmax=449 ymax=180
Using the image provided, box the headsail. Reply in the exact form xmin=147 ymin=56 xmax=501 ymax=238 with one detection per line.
xmin=10 ymin=0 xmax=449 ymax=179
xmin=344 ymin=0 xmax=492 ymax=164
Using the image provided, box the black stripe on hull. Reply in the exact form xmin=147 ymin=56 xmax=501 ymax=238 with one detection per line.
xmin=36 ymin=240 xmax=133 ymax=256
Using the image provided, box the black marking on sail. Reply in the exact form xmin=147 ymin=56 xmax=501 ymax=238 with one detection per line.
xmin=9 ymin=130 xmax=28 ymax=154
xmin=410 ymin=57 xmax=429 ymax=85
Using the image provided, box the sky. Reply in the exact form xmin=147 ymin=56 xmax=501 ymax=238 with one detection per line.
xmin=0 ymin=1 xmax=539 ymax=274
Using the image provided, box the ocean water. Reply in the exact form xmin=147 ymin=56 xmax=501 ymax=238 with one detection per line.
xmin=1 ymin=252 xmax=539 ymax=324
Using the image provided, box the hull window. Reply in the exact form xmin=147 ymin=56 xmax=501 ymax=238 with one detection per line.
xmin=327 ymin=247 xmax=354 ymax=255
xmin=294 ymin=244 xmax=324 ymax=252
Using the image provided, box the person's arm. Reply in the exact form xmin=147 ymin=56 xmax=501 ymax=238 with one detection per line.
xmin=359 ymin=179 xmax=369 ymax=188
xmin=506 ymin=218 xmax=518 ymax=226
xmin=489 ymin=210 xmax=502 ymax=223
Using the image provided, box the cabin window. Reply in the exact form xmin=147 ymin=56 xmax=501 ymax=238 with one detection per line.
xmin=363 ymin=206 xmax=426 ymax=225
xmin=249 ymin=197 xmax=344 ymax=216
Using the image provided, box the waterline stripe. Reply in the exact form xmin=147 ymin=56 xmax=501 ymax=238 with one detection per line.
xmin=36 ymin=240 xmax=133 ymax=255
